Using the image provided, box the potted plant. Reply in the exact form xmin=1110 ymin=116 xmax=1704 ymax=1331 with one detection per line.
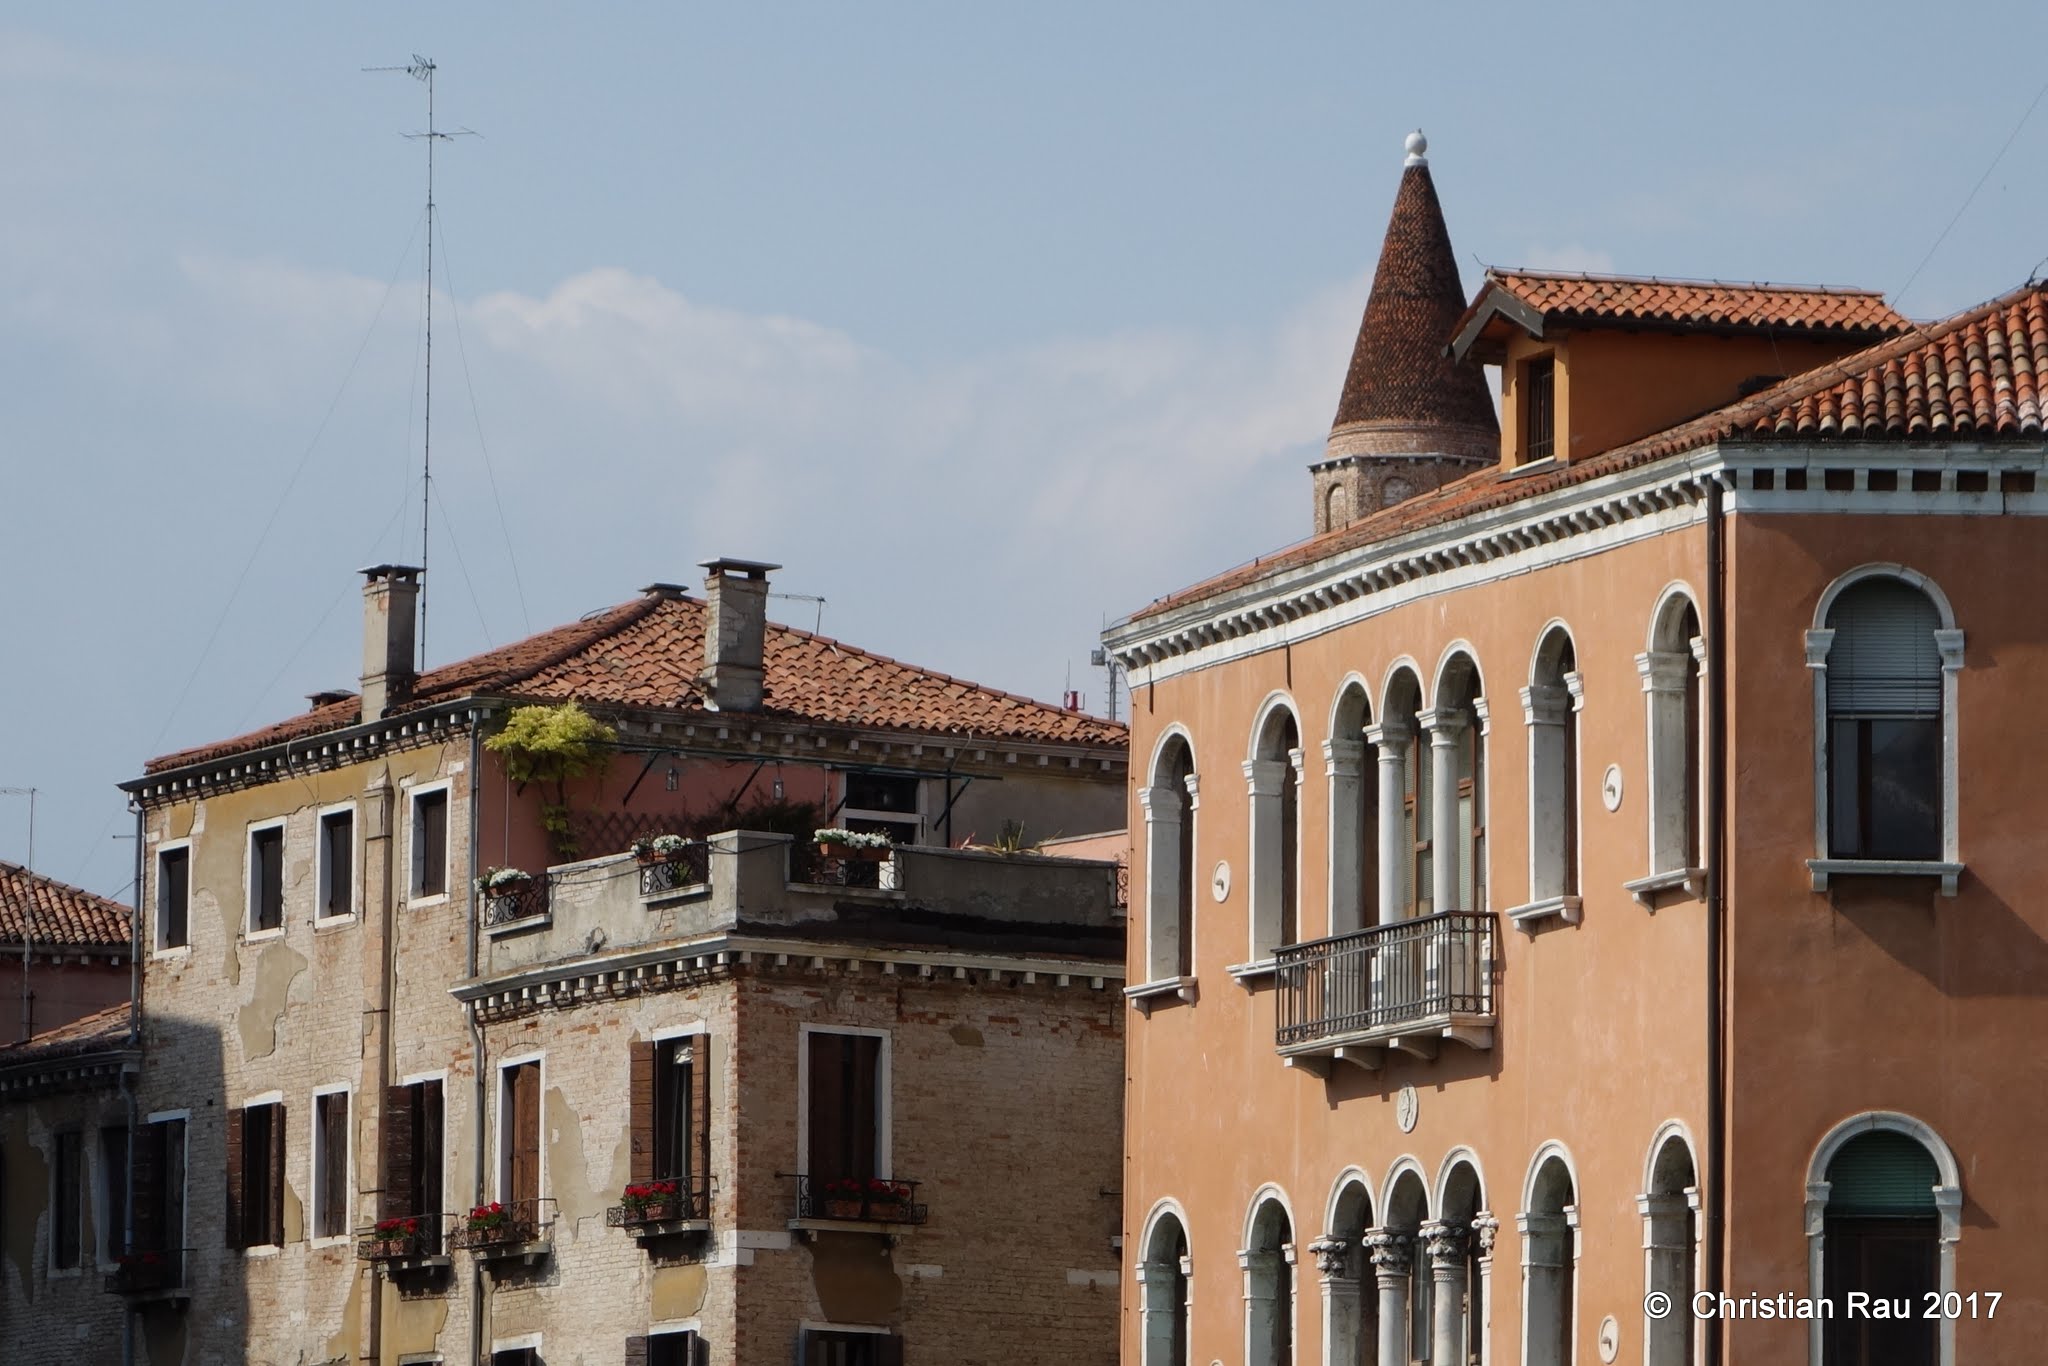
xmin=620 ymin=1179 xmax=683 ymax=1222
xmin=861 ymin=1178 xmax=914 ymax=1221
xmin=821 ymin=1177 xmax=868 ymax=1220
xmin=465 ymin=1201 xmax=513 ymax=1245
xmin=477 ymin=867 xmax=533 ymax=895
xmin=631 ymin=834 xmax=690 ymax=865
xmin=369 ymin=1215 xmax=422 ymax=1258
xmin=813 ymin=828 xmax=892 ymax=861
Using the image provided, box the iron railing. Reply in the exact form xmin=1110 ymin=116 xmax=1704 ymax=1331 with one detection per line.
xmin=450 ymin=1197 xmax=555 ymax=1254
xmin=637 ymin=844 xmax=711 ymax=897
xmin=788 ymin=843 xmax=889 ymax=890
xmin=605 ymin=1177 xmax=710 ymax=1228
xmin=481 ymin=878 xmax=549 ymax=929
xmin=1274 ymin=911 xmax=1496 ymax=1048
xmin=355 ymin=1213 xmax=449 ymax=1262
xmin=789 ymin=1174 xmax=928 ymax=1225
xmin=105 ymin=1247 xmax=189 ymax=1297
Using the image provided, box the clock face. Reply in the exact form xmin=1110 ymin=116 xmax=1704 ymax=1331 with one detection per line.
xmin=1381 ymin=477 xmax=1414 ymax=506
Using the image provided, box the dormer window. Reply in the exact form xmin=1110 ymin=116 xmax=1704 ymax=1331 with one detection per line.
xmin=1524 ymin=356 xmax=1556 ymax=462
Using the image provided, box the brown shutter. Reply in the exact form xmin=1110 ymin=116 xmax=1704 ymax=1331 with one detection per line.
xmin=382 ymin=1086 xmax=413 ymax=1220
xmin=875 ymin=1336 xmax=904 ymax=1366
xmin=419 ymin=1080 xmax=444 ymax=1219
xmin=849 ymin=1036 xmax=880 ymax=1182
xmin=807 ymin=1034 xmax=846 ymax=1180
xmin=511 ymin=1065 xmax=541 ymax=1206
xmin=268 ymin=1104 xmax=287 ymax=1246
xmin=224 ymin=1109 xmax=245 ymax=1248
xmin=623 ymin=1335 xmax=649 ymax=1366
xmin=628 ymin=1041 xmax=656 ymax=1184
xmin=689 ymin=1037 xmax=711 ymax=1202
xmin=131 ymin=1122 xmax=164 ymax=1253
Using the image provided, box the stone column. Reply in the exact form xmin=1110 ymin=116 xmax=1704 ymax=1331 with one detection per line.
xmin=1418 ymin=708 xmax=1468 ymax=914
xmin=1310 ymin=1236 xmax=1360 ymax=1366
xmin=1366 ymin=1230 xmax=1412 ymax=1366
xmin=1364 ymin=722 xmax=1410 ymax=919
xmin=1324 ymin=739 xmax=1366 ymax=936
xmin=1471 ymin=1213 xmax=1499 ymax=1366
xmin=1423 ymin=1219 xmax=1470 ymax=1366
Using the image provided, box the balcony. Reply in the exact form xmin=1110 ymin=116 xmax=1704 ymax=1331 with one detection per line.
xmin=637 ymin=844 xmax=710 ymax=898
xmin=605 ymin=1179 xmax=711 ymax=1241
xmin=450 ymin=1197 xmax=555 ymax=1265
xmin=786 ymin=1174 xmax=928 ymax=1237
xmin=482 ymin=877 xmax=550 ymax=933
xmin=104 ymin=1247 xmax=191 ymax=1306
xmin=788 ymin=841 xmax=893 ymax=890
xmin=1274 ymin=911 xmax=1498 ymax=1071
xmin=355 ymin=1213 xmax=451 ymax=1271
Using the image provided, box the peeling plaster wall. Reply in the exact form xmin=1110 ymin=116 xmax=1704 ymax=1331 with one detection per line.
xmin=0 ymin=1089 xmax=134 ymax=1365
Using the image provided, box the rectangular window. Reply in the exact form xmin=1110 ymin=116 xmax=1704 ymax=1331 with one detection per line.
xmin=313 ymin=1091 xmax=350 ymax=1239
xmin=630 ymin=1036 xmax=710 ymax=1209
xmin=501 ymin=1061 xmax=542 ymax=1207
xmin=52 ymin=1130 xmax=83 ymax=1269
xmin=156 ymin=846 xmax=190 ymax=950
xmin=133 ymin=1116 xmax=186 ymax=1258
xmin=248 ymin=824 xmax=284 ymax=933
xmin=1525 ymin=355 xmax=1556 ymax=461
xmin=412 ymin=789 xmax=449 ymax=899
xmin=841 ymin=772 xmax=921 ymax=846
xmin=100 ymin=1125 xmax=128 ymax=1260
xmin=383 ymin=1079 xmax=445 ymax=1230
xmin=634 ymin=1333 xmax=701 ymax=1366
xmin=228 ymin=1102 xmax=285 ymax=1248
xmin=802 ymin=1331 xmax=902 ymax=1366
xmin=806 ymin=1032 xmax=883 ymax=1183
xmin=1829 ymin=717 xmax=1941 ymax=860
xmin=318 ymin=808 xmax=355 ymax=920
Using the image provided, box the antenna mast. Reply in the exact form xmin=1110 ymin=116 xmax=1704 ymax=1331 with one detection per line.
xmin=366 ymin=54 xmax=475 ymax=670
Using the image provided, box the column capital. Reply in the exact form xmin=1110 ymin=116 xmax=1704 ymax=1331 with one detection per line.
xmin=1364 ymin=1228 xmax=1412 ymax=1275
xmin=1416 ymin=707 xmax=1468 ymax=741
xmin=1306 ymin=1235 xmax=1351 ymax=1278
xmin=1136 ymin=785 xmax=1184 ymax=820
xmin=1323 ymin=737 xmax=1365 ymax=777
xmin=1636 ymin=649 xmax=1691 ymax=694
xmin=1243 ymin=757 xmax=1289 ymax=797
xmin=1364 ymin=719 xmax=1412 ymax=751
xmin=1471 ymin=1211 xmax=1500 ymax=1258
xmin=1420 ymin=1218 xmax=1469 ymax=1265
xmin=1519 ymin=683 xmax=1572 ymax=725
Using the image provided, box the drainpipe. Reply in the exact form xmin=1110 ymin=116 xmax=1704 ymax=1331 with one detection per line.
xmin=466 ymin=717 xmax=487 ymax=1366
xmin=1704 ymin=476 xmax=1728 ymax=1364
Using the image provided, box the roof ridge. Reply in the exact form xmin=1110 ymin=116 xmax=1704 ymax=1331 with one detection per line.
xmin=1487 ymin=266 xmax=1889 ymax=298
xmin=769 ymin=617 xmax=1110 ymax=724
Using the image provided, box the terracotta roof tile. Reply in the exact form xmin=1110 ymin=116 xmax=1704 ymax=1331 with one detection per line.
xmin=147 ymin=594 xmax=1125 ymax=775
xmin=1132 ymin=282 xmax=2048 ymax=624
xmin=0 ymin=1000 xmax=131 ymax=1066
xmin=0 ymin=862 xmax=131 ymax=950
xmin=1465 ymin=269 xmax=1910 ymax=339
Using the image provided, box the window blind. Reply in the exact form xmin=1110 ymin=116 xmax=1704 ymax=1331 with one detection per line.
xmin=1826 ymin=580 xmax=1942 ymax=713
xmin=1826 ymin=1131 xmax=1938 ymax=1216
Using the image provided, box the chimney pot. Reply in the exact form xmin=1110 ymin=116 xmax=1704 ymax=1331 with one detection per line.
xmin=359 ymin=564 xmax=422 ymax=722
xmin=698 ymin=558 xmax=778 ymax=712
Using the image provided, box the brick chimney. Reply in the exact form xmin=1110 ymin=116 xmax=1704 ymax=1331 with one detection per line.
xmin=359 ymin=565 xmax=421 ymax=722
xmin=698 ymin=558 xmax=778 ymax=712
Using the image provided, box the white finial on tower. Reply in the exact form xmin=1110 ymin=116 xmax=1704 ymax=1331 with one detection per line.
xmin=1404 ymin=129 xmax=1428 ymax=168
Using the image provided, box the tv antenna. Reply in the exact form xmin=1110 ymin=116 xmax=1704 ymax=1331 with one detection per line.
xmin=365 ymin=54 xmax=478 ymax=669
xmin=1089 ymin=647 xmax=1127 ymax=723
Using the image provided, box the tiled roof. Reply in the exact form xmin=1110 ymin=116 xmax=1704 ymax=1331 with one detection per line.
xmin=147 ymin=592 xmax=1126 ymax=774
xmin=1456 ymin=269 xmax=1910 ymax=347
xmin=1132 ymin=281 xmax=2048 ymax=623
xmin=0 ymin=862 xmax=131 ymax=950
xmin=1329 ymin=162 xmax=1498 ymax=450
xmin=0 ymin=1001 xmax=132 ymax=1069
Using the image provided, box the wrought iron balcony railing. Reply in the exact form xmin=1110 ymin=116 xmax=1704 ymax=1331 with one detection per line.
xmin=105 ymin=1246 xmax=190 ymax=1299
xmin=637 ymin=844 xmax=711 ymax=897
xmin=605 ymin=1177 xmax=710 ymax=1230
xmin=788 ymin=843 xmax=892 ymax=890
xmin=481 ymin=878 xmax=549 ymax=929
xmin=450 ymin=1197 xmax=555 ymax=1257
xmin=790 ymin=1174 xmax=927 ymax=1225
xmin=1274 ymin=911 xmax=1498 ymax=1059
xmin=355 ymin=1213 xmax=450 ymax=1263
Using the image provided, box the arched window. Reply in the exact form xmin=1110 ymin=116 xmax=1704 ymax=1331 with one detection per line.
xmin=1521 ymin=1151 xmax=1578 ymax=1366
xmin=1424 ymin=1158 xmax=1489 ymax=1366
xmin=1369 ymin=1169 xmax=1429 ymax=1366
xmin=1327 ymin=685 xmax=1379 ymax=938
xmin=1317 ymin=1176 xmax=1376 ymax=1366
xmin=1823 ymin=579 xmax=1943 ymax=859
xmin=1245 ymin=1197 xmax=1296 ymax=1366
xmin=1246 ymin=706 xmax=1303 ymax=961
xmin=1632 ymin=594 xmax=1705 ymax=901
xmin=1421 ymin=654 xmax=1486 ymax=916
xmin=1518 ymin=628 xmax=1582 ymax=925
xmin=1141 ymin=735 xmax=1198 ymax=985
xmin=1139 ymin=1209 xmax=1191 ymax=1366
xmin=1642 ymin=1129 xmax=1698 ymax=1366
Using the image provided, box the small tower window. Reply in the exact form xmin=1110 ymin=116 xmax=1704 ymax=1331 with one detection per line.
xmin=1525 ymin=356 xmax=1556 ymax=461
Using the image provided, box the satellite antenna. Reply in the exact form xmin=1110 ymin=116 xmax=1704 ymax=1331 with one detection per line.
xmin=364 ymin=55 xmax=478 ymax=669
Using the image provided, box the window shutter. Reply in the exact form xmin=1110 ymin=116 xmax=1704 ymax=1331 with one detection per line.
xmin=419 ymin=1080 xmax=444 ymax=1219
xmin=849 ymin=1036 xmax=880 ymax=1181
xmin=624 ymin=1335 xmax=649 ymax=1366
xmin=132 ymin=1122 xmax=164 ymax=1253
xmin=382 ymin=1086 xmax=414 ymax=1220
xmin=224 ymin=1109 xmax=245 ymax=1249
xmin=684 ymin=1331 xmax=705 ymax=1366
xmin=511 ymin=1065 xmax=542 ymax=1206
xmin=1827 ymin=581 xmax=1943 ymax=713
xmin=875 ymin=1336 xmax=904 ymax=1366
xmin=1826 ymin=1131 xmax=1939 ymax=1217
xmin=807 ymin=1035 xmax=846 ymax=1180
xmin=268 ymin=1104 xmax=287 ymax=1246
xmin=689 ymin=1037 xmax=712 ymax=1202
xmin=629 ymin=1041 xmax=656 ymax=1184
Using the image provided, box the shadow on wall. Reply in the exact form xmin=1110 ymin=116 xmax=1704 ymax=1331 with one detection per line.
xmin=1827 ymin=880 xmax=2048 ymax=998
xmin=134 ymin=1013 xmax=237 ymax=1366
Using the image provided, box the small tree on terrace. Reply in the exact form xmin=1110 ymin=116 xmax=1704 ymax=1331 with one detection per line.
xmin=485 ymin=701 xmax=617 ymax=861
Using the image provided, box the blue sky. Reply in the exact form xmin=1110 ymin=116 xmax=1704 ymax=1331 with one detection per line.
xmin=6 ymin=4 xmax=2047 ymax=898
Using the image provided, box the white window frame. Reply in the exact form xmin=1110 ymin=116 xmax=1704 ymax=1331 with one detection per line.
xmin=493 ymin=1051 xmax=546 ymax=1205
xmin=396 ymin=1069 xmax=451 ymax=1219
xmin=1131 ymin=726 xmax=1199 ymax=1004
xmin=1628 ymin=586 xmax=1709 ymax=904
xmin=314 ymin=800 xmax=359 ymax=926
xmin=838 ymin=771 xmax=925 ymax=846
xmin=310 ymin=1083 xmax=354 ymax=1247
xmin=1238 ymin=693 xmax=1304 ymax=980
xmin=244 ymin=816 xmax=288 ymax=941
xmin=795 ymin=1024 xmax=892 ymax=1180
xmin=1803 ymin=565 xmax=1965 ymax=895
xmin=144 ymin=1107 xmax=192 ymax=1256
xmin=239 ymin=1089 xmax=285 ymax=1255
xmin=153 ymin=839 xmax=193 ymax=958
xmin=1511 ymin=626 xmax=1583 ymax=928
xmin=406 ymin=780 xmax=454 ymax=907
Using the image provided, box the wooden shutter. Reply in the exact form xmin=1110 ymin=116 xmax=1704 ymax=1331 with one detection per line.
xmin=131 ymin=1122 xmax=163 ymax=1253
xmin=874 ymin=1336 xmax=904 ymax=1366
xmin=419 ymin=1080 xmax=444 ymax=1218
xmin=1827 ymin=581 xmax=1942 ymax=713
xmin=224 ymin=1109 xmax=245 ymax=1248
xmin=624 ymin=1335 xmax=649 ymax=1366
xmin=628 ymin=1041 xmax=656 ymax=1184
xmin=849 ymin=1037 xmax=879 ymax=1182
xmin=689 ymin=1037 xmax=711 ymax=1200
xmin=807 ymin=1034 xmax=847 ymax=1180
xmin=510 ymin=1065 xmax=541 ymax=1206
xmin=268 ymin=1104 xmax=286 ymax=1246
xmin=382 ymin=1086 xmax=414 ymax=1219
